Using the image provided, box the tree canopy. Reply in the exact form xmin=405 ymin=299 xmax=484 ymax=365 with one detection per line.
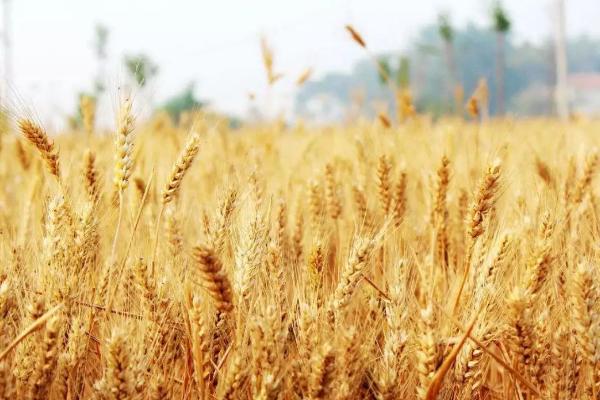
xmin=492 ymin=2 xmax=511 ymax=34
xmin=124 ymin=54 xmax=159 ymax=88
xmin=162 ymin=84 xmax=206 ymax=122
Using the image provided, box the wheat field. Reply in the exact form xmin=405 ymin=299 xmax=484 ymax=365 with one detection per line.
xmin=0 ymin=100 xmax=598 ymax=399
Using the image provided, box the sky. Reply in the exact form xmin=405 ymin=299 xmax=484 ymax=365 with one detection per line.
xmin=4 ymin=0 xmax=600 ymax=127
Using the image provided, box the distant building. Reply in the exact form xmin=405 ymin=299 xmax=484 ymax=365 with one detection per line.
xmin=568 ymin=73 xmax=600 ymax=115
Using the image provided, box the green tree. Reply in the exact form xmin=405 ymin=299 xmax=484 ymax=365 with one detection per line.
xmin=492 ymin=2 xmax=511 ymax=115
xmin=124 ymin=54 xmax=159 ymax=88
xmin=162 ymin=83 xmax=205 ymax=122
xmin=396 ymin=56 xmax=411 ymax=90
xmin=377 ymin=57 xmax=392 ymax=86
xmin=69 ymin=91 xmax=96 ymax=129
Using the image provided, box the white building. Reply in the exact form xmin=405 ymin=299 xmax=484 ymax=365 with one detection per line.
xmin=568 ymin=73 xmax=600 ymax=115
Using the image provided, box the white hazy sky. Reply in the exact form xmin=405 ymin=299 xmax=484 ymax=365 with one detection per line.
xmin=6 ymin=0 xmax=600 ymax=126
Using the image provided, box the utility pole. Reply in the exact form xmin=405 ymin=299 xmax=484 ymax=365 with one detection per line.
xmin=2 ymin=0 xmax=11 ymax=108
xmin=554 ymin=0 xmax=569 ymax=120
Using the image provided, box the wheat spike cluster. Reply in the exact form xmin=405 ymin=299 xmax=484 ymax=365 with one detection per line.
xmin=0 ymin=98 xmax=600 ymax=400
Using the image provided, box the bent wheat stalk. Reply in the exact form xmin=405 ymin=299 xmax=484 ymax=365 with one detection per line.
xmin=0 ymin=303 xmax=63 ymax=361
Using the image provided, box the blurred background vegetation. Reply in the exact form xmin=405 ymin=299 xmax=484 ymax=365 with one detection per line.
xmin=295 ymin=23 xmax=600 ymax=119
xmin=65 ymin=1 xmax=600 ymax=128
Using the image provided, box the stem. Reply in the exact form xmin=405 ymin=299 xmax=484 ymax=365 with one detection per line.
xmin=360 ymin=273 xmax=391 ymax=302
xmin=452 ymin=239 xmax=475 ymax=314
xmin=0 ymin=303 xmax=63 ymax=361
xmin=429 ymin=225 xmax=437 ymax=301
xmin=90 ymin=189 xmax=124 ymax=351
xmin=150 ymin=203 xmax=165 ymax=277
xmin=433 ymin=301 xmax=541 ymax=397
xmin=496 ymin=33 xmax=505 ymax=116
xmin=110 ymin=190 xmax=124 ymax=263
xmin=105 ymin=172 xmax=153 ymax=315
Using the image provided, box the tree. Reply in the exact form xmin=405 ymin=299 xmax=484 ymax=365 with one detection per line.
xmin=93 ymin=24 xmax=109 ymax=95
xmin=124 ymin=54 xmax=158 ymax=88
xmin=396 ymin=56 xmax=410 ymax=90
xmin=438 ymin=12 xmax=457 ymax=106
xmin=69 ymin=91 xmax=96 ymax=131
xmin=376 ymin=57 xmax=392 ymax=86
xmin=376 ymin=56 xmax=410 ymax=89
xmin=162 ymin=83 xmax=206 ymax=122
xmin=492 ymin=2 xmax=511 ymax=116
